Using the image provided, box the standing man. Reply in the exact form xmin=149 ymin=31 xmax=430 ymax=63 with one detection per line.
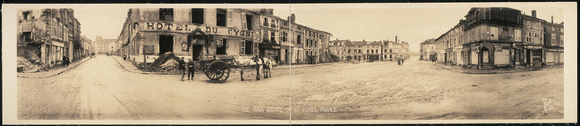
xmin=401 ymin=56 xmax=405 ymax=66
xmin=179 ymin=57 xmax=186 ymax=81
xmin=187 ymin=59 xmax=195 ymax=80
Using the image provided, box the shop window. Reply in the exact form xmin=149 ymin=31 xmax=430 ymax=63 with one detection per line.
xmin=216 ymin=39 xmax=227 ymax=54
xmin=216 ymin=9 xmax=227 ymax=27
xmin=159 ymin=8 xmax=173 ymax=21
xmin=191 ymin=8 xmax=204 ymax=24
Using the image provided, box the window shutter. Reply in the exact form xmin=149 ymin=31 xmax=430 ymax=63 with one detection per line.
xmin=227 ymin=10 xmax=233 ymax=28
xmin=240 ymin=40 xmax=245 ymax=55
xmin=241 ymin=13 xmax=247 ymax=30
xmin=253 ymin=42 xmax=258 ymax=55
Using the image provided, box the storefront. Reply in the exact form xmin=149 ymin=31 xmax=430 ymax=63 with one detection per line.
xmin=523 ymin=45 xmax=543 ymax=66
xmin=464 ymin=42 xmax=515 ymax=69
xmin=544 ymin=48 xmax=563 ymax=65
xmin=259 ymin=42 xmax=280 ymax=63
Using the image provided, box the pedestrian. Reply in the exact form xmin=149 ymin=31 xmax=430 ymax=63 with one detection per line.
xmin=179 ymin=57 xmax=186 ymax=81
xmin=401 ymin=57 xmax=405 ymax=66
xmin=397 ymin=57 xmax=401 ymax=65
xmin=187 ymin=59 xmax=195 ymax=80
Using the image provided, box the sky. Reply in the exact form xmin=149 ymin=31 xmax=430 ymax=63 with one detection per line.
xmin=69 ymin=3 xmax=565 ymax=53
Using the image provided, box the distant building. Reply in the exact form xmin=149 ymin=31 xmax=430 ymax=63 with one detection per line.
xmin=94 ymin=36 xmax=116 ymax=54
xmin=419 ymin=38 xmax=436 ymax=61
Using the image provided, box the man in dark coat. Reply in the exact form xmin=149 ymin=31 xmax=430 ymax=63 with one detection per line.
xmin=187 ymin=59 xmax=195 ymax=80
xmin=179 ymin=57 xmax=186 ymax=81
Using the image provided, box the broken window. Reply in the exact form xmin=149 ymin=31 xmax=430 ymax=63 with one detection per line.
xmin=191 ymin=8 xmax=204 ymax=24
xmin=216 ymin=39 xmax=227 ymax=54
xmin=216 ymin=9 xmax=227 ymax=27
xmin=159 ymin=8 xmax=173 ymax=21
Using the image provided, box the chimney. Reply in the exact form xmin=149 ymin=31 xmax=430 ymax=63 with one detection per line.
xmin=551 ymin=15 xmax=553 ymax=23
xmin=395 ymin=36 xmax=398 ymax=43
xmin=531 ymin=10 xmax=536 ymax=18
xmin=291 ymin=14 xmax=296 ymax=24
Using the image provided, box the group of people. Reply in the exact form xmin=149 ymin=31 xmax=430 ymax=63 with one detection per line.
xmin=62 ymin=56 xmax=71 ymax=67
xmin=398 ymin=57 xmax=405 ymax=66
xmin=179 ymin=57 xmax=196 ymax=81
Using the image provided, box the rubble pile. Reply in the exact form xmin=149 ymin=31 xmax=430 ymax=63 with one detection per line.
xmin=17 ymin=57 xmax=40 ymax=73
xmin=146 ymin=52 xmax=182 ymax=74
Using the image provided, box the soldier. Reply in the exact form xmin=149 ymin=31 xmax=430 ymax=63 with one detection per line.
xmin=179 ymin=57 xmax=186 ymax=81
xmin=187 ymin=59 xmax=195 ymax=80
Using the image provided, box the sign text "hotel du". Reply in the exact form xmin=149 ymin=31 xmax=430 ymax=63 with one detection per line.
xmin=142 ymin=22 xmax=256 ymax=38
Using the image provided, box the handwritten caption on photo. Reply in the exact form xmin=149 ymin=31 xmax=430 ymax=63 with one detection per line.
xmin=241 ymin=106 xmax=338 ymax=113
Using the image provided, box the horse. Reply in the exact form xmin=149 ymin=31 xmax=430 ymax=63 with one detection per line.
xmin=233 ymin=55 xmax=267 ymax=81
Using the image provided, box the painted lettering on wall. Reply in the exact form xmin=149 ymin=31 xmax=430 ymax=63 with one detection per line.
xmin=143 ymin=22 xmax=256 ymax=39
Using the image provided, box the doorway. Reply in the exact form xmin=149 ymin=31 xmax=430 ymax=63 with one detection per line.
xmin=159 ymin=35 xmax=174 ymax=54
xmin=191 ymin=45 xmax=203 ymax=61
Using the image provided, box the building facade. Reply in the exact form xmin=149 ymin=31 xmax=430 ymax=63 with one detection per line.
xmin=543 ymin=19 xmax=564 ymax=65
xmin=116 ymin=8 xmax=263 ymax=66
xmin=17 ymin=8 xmax=84 ymax=69
xmin=428 ymin=7 xmax=564 ymax=69
xmin=419 ymin=39 xmax=436 ymax=61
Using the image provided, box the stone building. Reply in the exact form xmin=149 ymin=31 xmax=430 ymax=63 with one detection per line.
xmin=419 ymin=38 xmax=436 ymax=61
xmin=94 ymin=36 xmax=116 ymax=54
xmin=543 ymin=17 xmax=564 ymax=65
xmin=462 ymin=7 xmax=524 ymax=69
xmin=17 ymin=8 xmax=83 ymax=69
xmin=116 ymin=8 xmax=262 ymax=66
xmin=259 ymin=10 xmax=282 ymax=63
xmin=521 ymin=10 xmax=546 ymax=66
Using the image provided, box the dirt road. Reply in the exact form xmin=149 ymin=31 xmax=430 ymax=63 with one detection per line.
xmin=18 ymin=55 xmax=563 ymax=120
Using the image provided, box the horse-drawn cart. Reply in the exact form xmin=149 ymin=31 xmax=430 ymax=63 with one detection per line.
xmin=189 ymin=28 xmax=271 ymax=83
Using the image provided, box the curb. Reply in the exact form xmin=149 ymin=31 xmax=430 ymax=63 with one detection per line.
xmin=111 ymin=56 xmax=173 ymax=75
xmin=433 ymin=63 xmax=546 ymax=74
xmin=17 ymin=57 xmax=94 ymax=79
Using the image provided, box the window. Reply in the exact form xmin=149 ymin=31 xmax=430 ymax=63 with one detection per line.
xmin=560 ymin=35 xmax=564 ymax=45
xmin=371 ymin=50 xmax=374 ymax=54
xmin=263 ymin=31 xmax=269 ymax=42
xmin=271 ymin=32 xmax=276 ymax=43
xmin=526 ymin=32 xmax=532 ymax=42
xmin=22 ymin=32 xmax=32 ymax=42
xmin=191 ymin=8 xmax=204 ymax=24
xmin=490 ymin=26 xmax=498 ymax=40
xmin=514 ymin=29 xmax=521 ymax=42
xmin=159 ymin=8 xmax=173 ymax=21
xmin=367 ymin=49 xmax=369 ymax=54
xmin=245 ymin=40 xmax=253 ymax=55
xmin=216 ymin=9 xmax=227 ymax=27
xmin=297 ymin=35 xmax=301 ymax=44
xmin=551 ymin=33 xmax=556 ymax=45
xmin=552 ymin=26 xmax=555 ymax=31
xmin=359 ymin=49 xmax=361 ymax=53
xmin=245 ymin=14 xmax=253 ymax=30
xmin=22 ymin=11 xmax=31 ymax=20
xmin=376 ymin=49 xmax=378 ymax=54
xmin=390 ymin=49 xmax=392 ymax=53
xmin=216 ymin=39 xmax=227 ymax=54
xmin=348 ymin=49 xmax=351 ymax=53
xmin=263 ymin=18 xmax=269 ymax=26
xmin=253 ymin=42 xmax=258 ymax=55
xmin=384 ymin=49 xmax=387 ymax=52
xmin=270 ymin=19 xmax=276 ymax=28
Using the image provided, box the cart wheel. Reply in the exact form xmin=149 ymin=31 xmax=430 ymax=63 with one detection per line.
xmin=206 ymin=61 xmax=230 ymax=83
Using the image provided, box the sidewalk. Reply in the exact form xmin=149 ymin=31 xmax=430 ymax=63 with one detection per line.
xmin=17 ymin=56 xmax=94 ymax=78
xmin=432 ymin=62 xmax=564 ymax=74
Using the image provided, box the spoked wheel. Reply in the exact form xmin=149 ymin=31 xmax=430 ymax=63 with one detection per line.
xmin=206 ymin=61 xmax=230 ymax=83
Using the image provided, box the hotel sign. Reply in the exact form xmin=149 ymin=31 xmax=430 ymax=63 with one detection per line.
xmin=141 ymin=22 xmax=258 ymax=39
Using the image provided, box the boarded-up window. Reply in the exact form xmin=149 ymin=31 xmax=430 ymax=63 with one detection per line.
xmin=514 ymin=29 xmax=521 ymax=42
xmin=546 ymin=52 xmax=554 ymax=63
xmin=495 ymin=49 xmax=510 ymax=65
xmin=471 ymin=51 xmax=478 ymax=65
xmin=490 ymin=26 xmax=498 ymax=40
xmin=560 ymin=52 xmax=564 ymax=63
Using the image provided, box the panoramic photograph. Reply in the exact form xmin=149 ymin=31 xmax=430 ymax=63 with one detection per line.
xmin=3 ymin=2 xmax=576 ymax=124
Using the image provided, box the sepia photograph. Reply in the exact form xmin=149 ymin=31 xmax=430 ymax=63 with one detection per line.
xmin=2 ymin=2 xmax=577 ymax=124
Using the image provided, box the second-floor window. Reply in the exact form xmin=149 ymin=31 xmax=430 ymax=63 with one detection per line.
xmin=263 ymin=18 xmax=269 ymax=26
xmin=551 ymin=33 xmax=556 ymax=45
xmin=560 ymin=35 xmax=564 ymax=45
xmin=297 ymin=35 xmax=301 ymax=44
xmin=216 ymin=9 xmax=227 ymax=27
xmin=270 ymin=19 xmax=276 ymax=28
xmin=270 ymin=32 xmax=276 ymax=43
xmin=191 ymin=8 xmax=204 ymax=24
xmin=245 ymin=14 xmax=253 ymax=30
xmin=159 ymin=8 xmax=173 ymax=21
